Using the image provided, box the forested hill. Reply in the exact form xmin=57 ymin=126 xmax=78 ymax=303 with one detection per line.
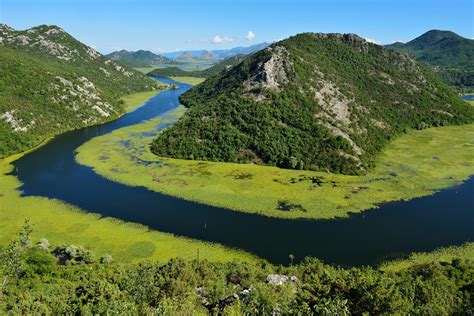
xmin=0 ymin=24 xmax=158 ymax=157
xmin=152 ymin=32 xmax=474 ymax=175
xmin=148 ymin=55 xmax=248 ymax=78
xmin=386 ymin=30 xmax=474 ymax=92
xmin=106 ymin=49 xmax=174 ymax=67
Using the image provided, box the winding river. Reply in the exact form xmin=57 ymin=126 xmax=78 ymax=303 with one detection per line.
xmin=11 ymin=78 xmax=474 ymax=266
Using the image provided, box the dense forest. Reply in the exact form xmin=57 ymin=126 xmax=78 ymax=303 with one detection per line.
xmin=148 ymin=54 xmax=248 ymax=78
xmin=386 ymin=30 xmax=474 ymax=93
xmin=0 ymin=222 xmax=472 ymax=314
xmin=0 ymin=24 xmax=157 ymax=157
xmin=152 ymin=32 xmax=474 ymax=175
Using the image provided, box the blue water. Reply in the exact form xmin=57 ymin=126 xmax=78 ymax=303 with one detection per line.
xmin=11 ymin=78 xmax=474 ymax=266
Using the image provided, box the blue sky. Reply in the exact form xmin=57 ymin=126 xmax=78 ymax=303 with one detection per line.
xmin=1 ymin=0 xmax=472 ymax=54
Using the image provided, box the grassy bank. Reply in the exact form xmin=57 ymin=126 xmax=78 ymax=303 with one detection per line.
xmin=75 ymin=100 xmax=474 ymax=219
xmin=381 ymin=242 xmax=474 ymax=272
xmin=121 ymin=90 xmax=161 ymax=112
xmin=0 ymin=90 xmax=257 ymax=264
xmin=170 ymin=76 xmax=206 ymax=85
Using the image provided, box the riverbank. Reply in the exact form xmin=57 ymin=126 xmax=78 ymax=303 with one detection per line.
xmin=76 ymin=103 xmax=474 ymax=220
xmin=0 ymin=88 xmax=257 ymax=264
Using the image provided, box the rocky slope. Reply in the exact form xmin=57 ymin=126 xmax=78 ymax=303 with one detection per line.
xmin=0 ymin=24 xmax=158 ymax=157
xmin=386 ymin=30 xmax=474 ymax=92
xmin=151 ymin=32 xmax=474 ymax=174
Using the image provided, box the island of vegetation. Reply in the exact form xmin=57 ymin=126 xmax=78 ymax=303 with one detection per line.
xmin=76 ymin=94 xmax=474 ymax=219
xmin=151 ymin=33 xmax=474 ymax=175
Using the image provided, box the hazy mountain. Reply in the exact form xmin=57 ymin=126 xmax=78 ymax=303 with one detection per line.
xmin=176 ymin=52 xmax=194 ymax=60
xmin=199 ymin=50 xmax=219 ymax=60
xmin=162 ymin=42 xmax=270 ymax=59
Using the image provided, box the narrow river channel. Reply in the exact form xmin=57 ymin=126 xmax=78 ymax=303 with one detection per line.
xmin=11 ymin=78 xmax=474 ymax=266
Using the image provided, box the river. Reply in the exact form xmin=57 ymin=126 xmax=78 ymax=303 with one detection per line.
xmin=11 ymin=78 xmax=474 ymax=266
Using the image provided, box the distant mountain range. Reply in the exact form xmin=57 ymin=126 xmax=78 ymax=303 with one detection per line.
xmin=152 ymin=32 xmax=474 ymax=174
xmin=106 ymin=50 xmax=175 ymax=67
xmin=0 ymin=24 xmax=157 ymax=157
xmin=386 ymin=30 xmax=474 ymax=92
xmin=163 ymin=42 xmax=271 ymax=59
xmin=149 ymin=54 xmax=248 ymax=78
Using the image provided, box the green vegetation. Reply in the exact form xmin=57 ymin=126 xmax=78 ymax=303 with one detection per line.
xmin=0 ymin=92 xmax=255 ymax=265
xmin=381 ymin=243 xmax=474 ymax=272
xmin=148 ymin=54 xmax=248 ymax=78
xmin=0 ymin=24 xmax=158 ymax=158
xmin=151 ymin=33 xmax=474 ymax=175
xmin=170 ymin=76 xmax=206 ymax=86
xmin=76 ymin=94 xmax=474 ymax=219
xmin=133 ymin=66 xmax=159 ymax=74
xmin=105 ymin=49 xmax=177 ymax=68
xmin=121 ymin=89 xmax=163 ymax=112
xmin=1 ymin=225 xmax=473 ymax=314
xmin=386 ymin=30 xmax=474 ymax=93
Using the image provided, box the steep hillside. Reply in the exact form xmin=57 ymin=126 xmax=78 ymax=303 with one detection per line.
xmin=148 ymin=55 xmax=247 ymax=78
xmin=151 ymin=33 xmax=474 ymax=174
xmin=0 ymin=24 xmax=158 ymax=157
xmin=106 ymin=49 xmax=174 ymax=67
xmin=386 ymin=30 xmax=474 ymax=92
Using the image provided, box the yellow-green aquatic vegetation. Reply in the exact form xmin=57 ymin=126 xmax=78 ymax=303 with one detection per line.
xmin=0 ymin=101 xmax=257 ymax=264
xmin=380 ymin=242 xmax=474 ymax=272
xmin=75 ymin=104 xmax=474 ymax=219
xmin=121 ymin=90 xmax=161 ymax=113
xmin=169 ymin=76 xmax=206 ymax=86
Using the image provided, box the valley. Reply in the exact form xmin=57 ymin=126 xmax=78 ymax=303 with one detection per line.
xmin=0 ymin=2 xmax=473 ymax=311
xmin=4 ymin=75 xmax=470 ymax=267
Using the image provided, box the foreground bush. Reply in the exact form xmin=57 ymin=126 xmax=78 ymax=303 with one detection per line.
xmin=0 ymin=222 xmax=472 ymax=314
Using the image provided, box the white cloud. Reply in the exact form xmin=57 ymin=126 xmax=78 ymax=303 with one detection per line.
xmin=392 ymin=39 xmax=405 ymax=43
xmin=245 ymin=31 xmax=255 ymax=41
xmin=364 ymin=37 xmax=381 ymax=45
xmin=211 ymin=35 xmax=234 ymax=44
xmin=155 ymin=47 xmax=181 ymax=53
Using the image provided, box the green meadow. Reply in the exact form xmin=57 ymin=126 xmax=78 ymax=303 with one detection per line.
xmin=170 ymin=76 xmax=206 ymax=85
xmin=133 ymin=66 xmax=159 ymax=74
xmin=380 ymin=242 xmax=474 ymax=272
xmin=0 ymin=90 xmax=257 ymax=264
xmin=75 ymin=100 xmax=474 ymax=219
xmin=121 ymin=90 xmax=161 ymax=112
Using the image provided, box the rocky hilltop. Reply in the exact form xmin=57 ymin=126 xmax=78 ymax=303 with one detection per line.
xmin=0 ymin=24 xmax=157 ymax=157
xmin=106 ymin=49 xmax=173 ymax=67
xmin=151 ymin=32 xmax=474 ymax=174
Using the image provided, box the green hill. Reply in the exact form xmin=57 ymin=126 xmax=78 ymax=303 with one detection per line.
xmin=106 ymin=49 xmax=175 ymax=68
xmin=151 ymin=32 xmax=474 ymax=174
xmin=0 ymin=24 xmax=158 ymax=157
xmin=386 ymin=30 xmax=474 ymax=92
xmin=148 ymin=54 xmax=248 ymax=78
